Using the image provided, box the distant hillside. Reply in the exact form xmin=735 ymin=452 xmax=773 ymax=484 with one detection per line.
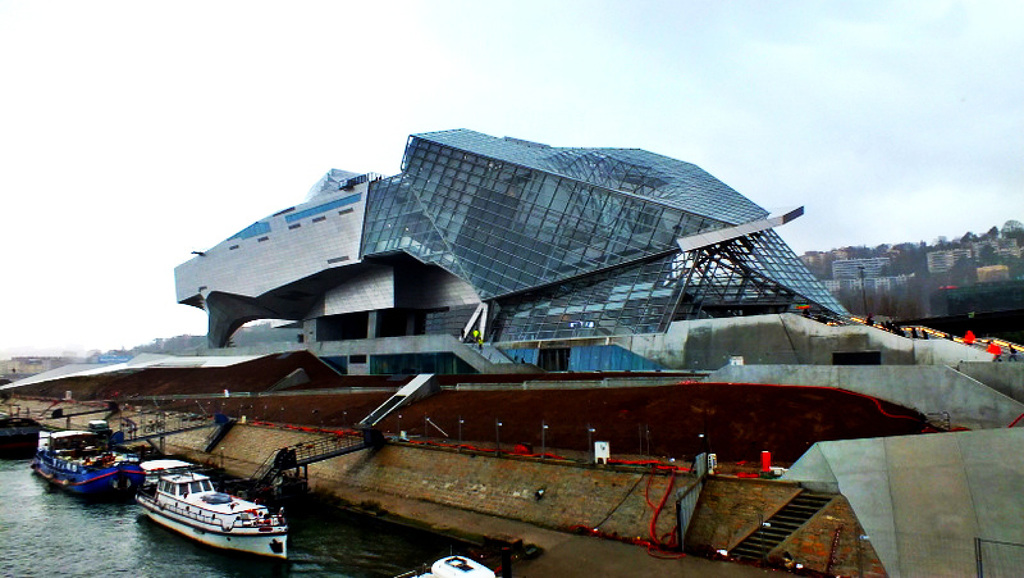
xmin=799 ymin=220 xmax=1024 ymax=320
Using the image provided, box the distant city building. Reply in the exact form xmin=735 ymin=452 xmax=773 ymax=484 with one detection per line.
xmin=927 ymin=249 xmax=972 ymax=274
xmin=977 ymin=265 xmax=1010 ymax=283
xmin=832 ymin=257 xmax=891 ymax=280
xmin=972 ymin=238 xmax=1021 ymax=260
xmin=176 ymin=129 xmax=845 ymax=373
xmin=823 ymin=276 xmax=908 ymax=295
xmin=0 ymin=356 xmax=72 ymax=378
xmin=799 ymin=251 xmax=827 ymax=269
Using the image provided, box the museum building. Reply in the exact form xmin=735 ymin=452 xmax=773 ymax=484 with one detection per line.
xmin=175 ymin=129 xmax=846 ymax=374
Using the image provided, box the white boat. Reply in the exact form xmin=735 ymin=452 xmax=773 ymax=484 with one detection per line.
xmin=397 ymin=555 xmax=496 ymax=578
xmin=136 ymin=469 xmax=287 ymax=559
xmin=139 ymin=458 xmax=196 ymax=483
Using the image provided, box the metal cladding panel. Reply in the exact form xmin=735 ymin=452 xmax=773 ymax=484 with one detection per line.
xmin=175 ymin=179 xmax=370 ymax=302
xmin=317 ymin=266 xmax=395 ymax=317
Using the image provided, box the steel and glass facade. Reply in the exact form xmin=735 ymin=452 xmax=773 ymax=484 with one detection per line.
xmin=176 ymin=129 xmax=845 ymax=366
xmin=362 ymin=130 xmax=844 ymax=342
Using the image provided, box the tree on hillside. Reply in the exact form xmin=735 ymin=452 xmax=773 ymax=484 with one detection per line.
xmin=1003 ymin=220 xmax=1024 ymax=244
xmin=977 ymin=244 xmax=999 ymax=267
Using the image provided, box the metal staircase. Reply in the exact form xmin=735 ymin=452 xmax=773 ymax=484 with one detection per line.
xmin=117 ymin=412 xmax=221 ymax=448
xmin=729 ymin=491 xmax=833 ymax=562
xmin=202 ymin=414 xmax=237 ymax=453
xmin=227 ymin=428 xmax=384 ymax=501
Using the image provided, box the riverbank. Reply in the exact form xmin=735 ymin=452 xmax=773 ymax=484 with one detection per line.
xmin=11 ymin=396 xmax=874 ymax=576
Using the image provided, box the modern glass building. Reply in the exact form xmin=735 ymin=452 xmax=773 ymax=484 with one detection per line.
xmin=176 ymin=129 xmax=846 ymax=373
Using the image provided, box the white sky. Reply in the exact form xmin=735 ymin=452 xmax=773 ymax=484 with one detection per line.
xmin=1 ymin=0 xmax=1022 ymax=357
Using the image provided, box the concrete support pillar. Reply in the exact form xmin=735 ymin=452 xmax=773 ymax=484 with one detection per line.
xmin=367 ymin=311 xmax=379 ymax=339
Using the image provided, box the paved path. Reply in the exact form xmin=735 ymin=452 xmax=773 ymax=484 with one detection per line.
xmin=329 ymin=485 xmax=783 ymax=577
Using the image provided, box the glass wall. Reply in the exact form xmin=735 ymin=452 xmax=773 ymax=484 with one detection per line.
xmin=361 ymin=130 xmax=847 ymax=343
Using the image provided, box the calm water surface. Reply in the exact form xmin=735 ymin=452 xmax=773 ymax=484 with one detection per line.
xmin=0 ymin=459 xmax=456 ymax=577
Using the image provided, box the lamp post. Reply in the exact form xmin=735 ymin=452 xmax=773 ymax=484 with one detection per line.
xmin=587 ymin=424 xmax=595 ymax=462
xmin=858 ymin=265 xmax=868 ymax=317
xmin=541 ymin=421 xmax=548 ymax=459
xmin=495 ymin=419 xmax=503 ymax=456
xmin=458 ymin=416 xmax=464 ymax=449
xmin=398 ymin=413 xmax=402 ymax=437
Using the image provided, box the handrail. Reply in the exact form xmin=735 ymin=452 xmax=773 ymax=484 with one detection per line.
xmin=140 ymin=492 xmax=285 ymax=529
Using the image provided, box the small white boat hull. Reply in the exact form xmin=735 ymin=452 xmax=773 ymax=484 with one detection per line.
xmin=138 ymin=496 xmax=287 ymax=559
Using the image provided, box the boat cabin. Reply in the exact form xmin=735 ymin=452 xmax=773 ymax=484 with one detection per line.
xmin=158 ymin=473 xmax=216 ymax=497
xmin=42 ymin=430 xmax=105 ymax=457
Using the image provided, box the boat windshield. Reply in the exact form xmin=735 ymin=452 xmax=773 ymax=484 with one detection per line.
xmin=188 ymin=480 xmax=214 ymax=494
xmin=159 ymin=478 xmax=215 ymax=496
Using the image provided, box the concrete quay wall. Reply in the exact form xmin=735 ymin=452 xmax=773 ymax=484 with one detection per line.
xmin=168 ymin=423 xmax=880 ymax=576
xmin=164 ymin=423 xmax=682 ymax=544
xmin=17 ymin=398 xmax=881 ymax=575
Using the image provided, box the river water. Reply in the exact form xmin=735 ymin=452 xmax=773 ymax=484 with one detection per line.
xmin=0 ymin=458 xmax=457 ymax=577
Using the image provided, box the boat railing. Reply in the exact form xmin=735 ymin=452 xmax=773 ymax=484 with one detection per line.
xmin=146 ymin=493 xmax=286 ymax=530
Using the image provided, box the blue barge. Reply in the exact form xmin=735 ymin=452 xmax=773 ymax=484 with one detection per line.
xmin=31 ymin=429 xmax=145 ymax=495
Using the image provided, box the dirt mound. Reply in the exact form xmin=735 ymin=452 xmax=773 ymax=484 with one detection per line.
xmin=13 ymin=355 xmax=929 ymax=464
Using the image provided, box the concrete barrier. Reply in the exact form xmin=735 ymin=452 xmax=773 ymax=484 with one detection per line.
xmin=708 ymin=364 xmax=1024 ymax=430
xmin=783 ymin=428 xmax=1024 ymax=578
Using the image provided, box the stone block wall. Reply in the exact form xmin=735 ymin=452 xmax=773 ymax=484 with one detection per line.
xmin=685 ymin=476 xmax=802 ymax=552
xmin=686 ymin=476 xmax=887 ymax=576
xmin=159 ymin=422 xmax=889 ymax=574
xmin=312 ymin=441 xmax=685 ymax=543
xmin=775 ymin=496 xmax=886 ymax=578
xmin=166 ymin=423 xmax=684 ymax=543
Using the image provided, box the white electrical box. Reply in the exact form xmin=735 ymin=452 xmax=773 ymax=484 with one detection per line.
xmin=594 ymin=441 xmax=610 ymax=464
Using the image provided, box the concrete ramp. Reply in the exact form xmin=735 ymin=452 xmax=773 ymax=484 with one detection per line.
xmin=783 ymin=429 xmax=1024 ymax=577
xmin=709 ymin=364 xmax=1024 ymax=430
xmin=359 ymin=374 xmax=438 ymax=427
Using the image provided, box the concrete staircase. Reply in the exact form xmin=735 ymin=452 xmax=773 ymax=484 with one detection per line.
xmin=730 ymin=491 xmax=833 ymax=561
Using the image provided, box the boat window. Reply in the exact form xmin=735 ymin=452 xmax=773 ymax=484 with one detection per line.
xmin=202 ymin=480 xmax=214 ymax=492
xmin=190 ymin=481 xmax=204 ymax=494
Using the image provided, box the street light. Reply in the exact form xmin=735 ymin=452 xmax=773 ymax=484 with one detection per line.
xmin=541 ymin=421 xmax=549 ymax=459
xmin=858 ymin=265 xmax=868 ymax=317
xmin=495 ymin=420 xmax=503 ymax=456
xmin=458 ymin=416 xmax=464 ymax=448
xmin=587 ymin=424 xmax=596 ymax=462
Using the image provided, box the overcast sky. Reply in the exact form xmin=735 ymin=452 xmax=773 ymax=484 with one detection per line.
xmin=1 ymin=0 xmax=1021 ymax=357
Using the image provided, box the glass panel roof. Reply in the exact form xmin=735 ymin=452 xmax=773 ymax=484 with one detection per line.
xmin=413 ymin=129 xmax=768 ymax=225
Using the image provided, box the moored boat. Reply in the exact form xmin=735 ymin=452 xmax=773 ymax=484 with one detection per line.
xmin=396 ymin=555 xmax=497 ymax=578
xmin=0 ymin=412 xmax=42 ymax=458
xmin=136 ymin=469 xmax=287 ymax=559
xmin=30 ymin=429 xmax=145 ymax=495
xmin=139 ymin=458 xmax=197 ymax=483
